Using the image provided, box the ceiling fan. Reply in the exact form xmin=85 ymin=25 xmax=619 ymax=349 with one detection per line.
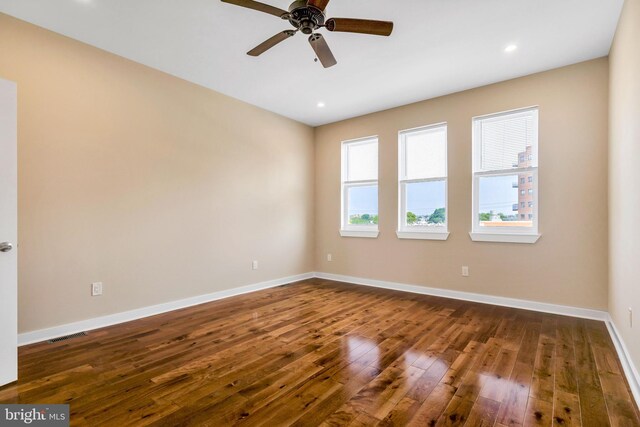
xmin=221 ymin=0 xmax=394 ymax=68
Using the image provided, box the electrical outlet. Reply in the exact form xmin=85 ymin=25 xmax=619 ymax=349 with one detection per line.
xmin=252 ymin=260 xmax=259 ymax=270
xmin=629 ymin=307 xmax=633 ymax=328
xmin=327 ymin=253 xmax=332 ymax=262
xmin=91 ymin=282 xmax=103 ymax=296
xmin=462 ymin=266 xmax=469 ymax=277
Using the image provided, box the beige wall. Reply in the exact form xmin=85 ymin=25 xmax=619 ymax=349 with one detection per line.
xmin=609 ymin=0 xmax=640 ymax=370
xmin=315 ymin=58 xmax=610 ymax=310
xmin=0 ymin=11 xmax=615 ymax=335
xmin=0 ymin=14 xmax=315 ymax=333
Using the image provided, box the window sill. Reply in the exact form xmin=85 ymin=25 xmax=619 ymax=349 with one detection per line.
xmin=469 ymin=232 xmax=540 ymax=244
xmin=396 ymin=231 xmax=450 ymax=241
xmin=340 ymin=229 xmax=379 ymax=239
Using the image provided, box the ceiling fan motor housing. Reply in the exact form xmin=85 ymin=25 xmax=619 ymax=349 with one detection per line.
xmin=288 ymin=0 xmax=325 ymax=34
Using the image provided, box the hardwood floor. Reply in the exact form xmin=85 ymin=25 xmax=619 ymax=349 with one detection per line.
xmin=1 ymin=278 xmax=638 ymax=426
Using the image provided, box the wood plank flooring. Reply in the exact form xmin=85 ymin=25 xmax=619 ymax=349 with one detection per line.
xmin=1 ymin=278 xmax=638 ymax=426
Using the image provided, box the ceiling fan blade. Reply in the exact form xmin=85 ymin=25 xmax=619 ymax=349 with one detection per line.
xmin=221 ymin=0 xmax=289 ymax=18
xmin=308 ymin=33 xmax=337 ymax=68
xmin=325 ymin=18 xmax=394 ymax=36
xmin=307 ymin=0 xmax=330 ymax=12
xmin=247 ymin=30 xmax=296 ymax=56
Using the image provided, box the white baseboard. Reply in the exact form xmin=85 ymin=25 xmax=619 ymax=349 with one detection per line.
xmin=19 ymin=271 xmax=607 ymax=346
xmin=17 ymin=270 xmax=638 ymax=409
xmin=17 ymin=272 xmax=314 ymax=346
xmin=314 ymin=272 xmax=609 ymax=321
xmin=605 ymin=316 xmax=640 ymax=406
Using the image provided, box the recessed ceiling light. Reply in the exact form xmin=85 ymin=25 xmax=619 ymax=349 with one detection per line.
xmin=505 ymin=44 xmax=518 ymax=53
xmin=317 ymin=102 xmax=326 ymax=108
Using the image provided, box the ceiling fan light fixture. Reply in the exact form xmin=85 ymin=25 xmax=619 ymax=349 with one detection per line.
xmin=221 ymin=0 xmax=394 ymax=67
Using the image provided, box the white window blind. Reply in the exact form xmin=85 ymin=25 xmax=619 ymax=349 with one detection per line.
xmin=479 ymin=111 xmax=537 ymax=171
xmin=346 ymin=141 xmax=378 ymax=181
xmin=403 ymin=128 xmax=447 ymax=180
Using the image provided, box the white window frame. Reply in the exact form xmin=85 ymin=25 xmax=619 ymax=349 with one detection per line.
xmin=340 ymin=136 xmax=379 ymax=238
xmin=397 ymin=123 xmax=449 ymax=240
xmin=470 ymin=107 xmax=540 ymax=244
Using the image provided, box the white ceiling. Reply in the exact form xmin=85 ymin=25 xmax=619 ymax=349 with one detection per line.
xmin=0 ymin=0 xmax=623 ymax=126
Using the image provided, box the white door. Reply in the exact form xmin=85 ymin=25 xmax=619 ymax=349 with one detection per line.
xmin=0 ymin=79 xmax=17 ymax=387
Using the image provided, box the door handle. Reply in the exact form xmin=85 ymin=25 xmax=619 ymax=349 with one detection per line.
xmin=0 ymin=242 xmax=13 ymax=252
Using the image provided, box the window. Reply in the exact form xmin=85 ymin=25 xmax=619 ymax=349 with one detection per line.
xmin=397 ymin=124 xmax=449 ymax=240
xmin=341 ymin=137 xmax=379 ymax=238
xmin=471 ymin=107 xmax=540 ymax=243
